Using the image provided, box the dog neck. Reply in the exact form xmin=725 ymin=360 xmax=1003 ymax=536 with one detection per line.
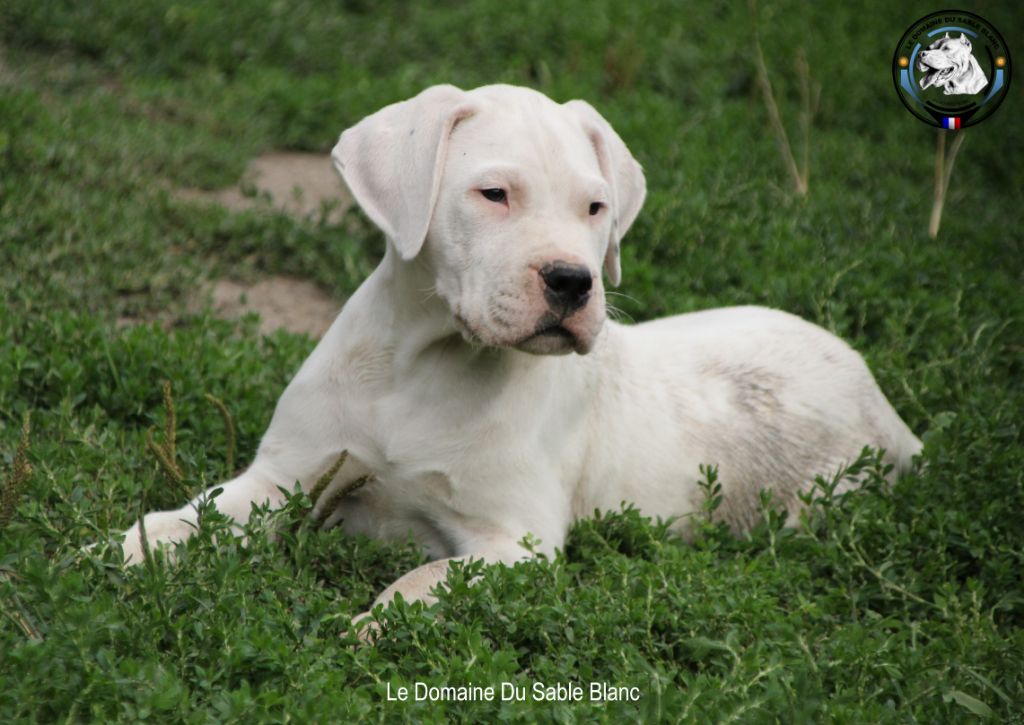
xmin=348 ymin=244 xmax=505 ymax=375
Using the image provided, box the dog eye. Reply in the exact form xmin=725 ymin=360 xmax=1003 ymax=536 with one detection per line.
xmin=480 ymin=188 xmax=507 ymax=204
xmin=589 ymin=202 xmax=605 ymax=216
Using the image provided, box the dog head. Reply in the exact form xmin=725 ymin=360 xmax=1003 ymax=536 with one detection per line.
xmin=918 ymin=33 xmax=986 ymax=94
xmin=332 ymin=84 xmax=646 ymax=356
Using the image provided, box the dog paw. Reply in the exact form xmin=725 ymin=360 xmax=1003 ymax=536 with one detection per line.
xmin=119 ymin=511 xmax=197 ymax=565
xmin=342 ymin=610 xmax=381 ymax=646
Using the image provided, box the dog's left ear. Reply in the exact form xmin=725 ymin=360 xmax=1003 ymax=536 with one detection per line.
xmin=332 ymin=85 xmax=478 ymax=260
xmin=564 ymin=100 xmax=647 ymax=287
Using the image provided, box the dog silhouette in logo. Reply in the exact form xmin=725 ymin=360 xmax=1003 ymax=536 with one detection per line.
xmin=918 ymin=33 xmax=988 ymax=95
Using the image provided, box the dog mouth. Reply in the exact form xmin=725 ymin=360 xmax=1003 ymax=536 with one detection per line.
xmin=514 ymin=325 xmax=578 ymax=355
xmin=512 ymin=314 xmax=592 ymax=355
xmin=533 ymin=322 xmax=574 ymax=340
xmin=526 ymin=312 xmax=577 ymax=344
xmin=453 ymin=310 xmax=597 ymax=356
xmin=920 ymin=56 xmax=956 ymax=74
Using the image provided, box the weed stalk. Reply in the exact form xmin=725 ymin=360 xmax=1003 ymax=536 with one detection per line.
xmin=929 ymin=130 xmax=967 ymax=239
xmin=750 ymin=0 xmax=817 ymax=197
xmin=145 ymin=380 xmax=187 ymax=496
xmin=309 ymin=450 xmax=349 ymax=507
xmin=205 ymin=394 xmax=237 ymax=475
xmin=0 ymin=412 xmax=32 ymax=529
xmin=316 ymin=475 xmax=373 ymax=525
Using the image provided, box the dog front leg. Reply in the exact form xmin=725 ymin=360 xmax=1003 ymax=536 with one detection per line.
xmin=117 ymin=357 xmax=349 ymax=564
xmin=118 ymin=466 xmax=306 ymax=564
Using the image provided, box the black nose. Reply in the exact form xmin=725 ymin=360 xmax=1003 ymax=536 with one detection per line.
xmin=540 ymin=262 xmax=592 ymax=313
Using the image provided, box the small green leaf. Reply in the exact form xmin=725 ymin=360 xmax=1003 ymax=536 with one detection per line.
xmin=943 ymin=689 xmax=993 ymax=717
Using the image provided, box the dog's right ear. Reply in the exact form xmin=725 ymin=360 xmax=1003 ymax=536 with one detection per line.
xmin=563 ymin=99 xmax=646 ymax=287
xmin=332 ymin=85 xmax=478 ymax=260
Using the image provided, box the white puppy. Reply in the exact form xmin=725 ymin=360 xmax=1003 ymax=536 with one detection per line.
xmin=118 ymin=84 xmax=921 ymax=622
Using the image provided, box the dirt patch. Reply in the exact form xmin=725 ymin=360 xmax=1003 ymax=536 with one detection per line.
xmin=202 ymin=275 xmax=339 ymax=338
xmin=171 ymin=151 xmax=353 ymax=337
xmin=174 ymin=151 xmax=353 ymax=224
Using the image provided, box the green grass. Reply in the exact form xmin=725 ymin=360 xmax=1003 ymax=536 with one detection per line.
xmin=2 ymin=0 xmax=1022 ymax=721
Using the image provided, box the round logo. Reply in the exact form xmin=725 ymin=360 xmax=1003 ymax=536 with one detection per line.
xmin=892 ymin=10 xmax=1011 ymax=129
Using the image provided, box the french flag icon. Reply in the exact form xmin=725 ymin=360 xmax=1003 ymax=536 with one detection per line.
xmin=943 ymin=117 xmax=962 ymax=130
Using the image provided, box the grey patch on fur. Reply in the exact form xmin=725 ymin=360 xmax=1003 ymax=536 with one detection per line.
xmin=700 ymin=361 xmax=785 ymax=414
xmin=684 ymin=359 xmax=883 ymax=533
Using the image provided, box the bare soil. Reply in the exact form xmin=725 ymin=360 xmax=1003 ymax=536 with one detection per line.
xmin=174 ymin=151 xmax=353 ymax=224
xmin=174 ymin=152 xmax=351 ymax=338
xmin=202 ymin=275 xmax=339 ymax=338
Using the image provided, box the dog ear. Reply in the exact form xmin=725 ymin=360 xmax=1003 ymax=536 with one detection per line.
xmin=332 ymin=85 xmax=478 ymax=260
xmin=564 ymin=99 xmax=646 ymax=287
